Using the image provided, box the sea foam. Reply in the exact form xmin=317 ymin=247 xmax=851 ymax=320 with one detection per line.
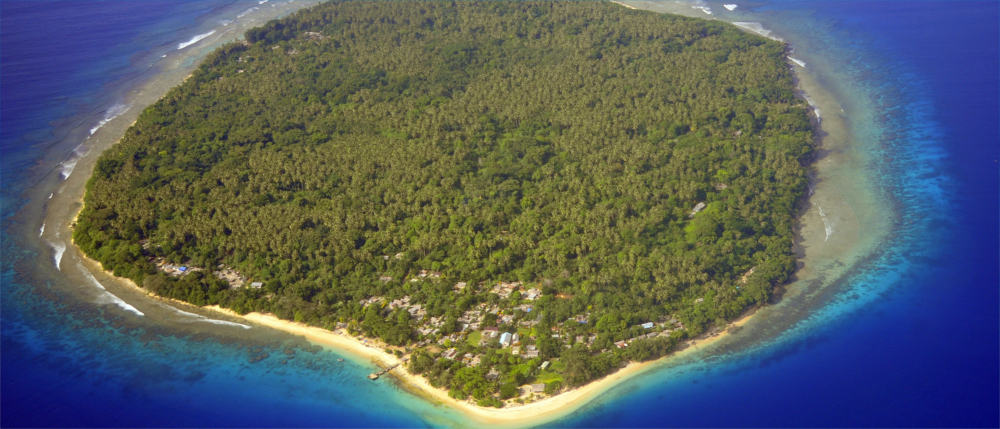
xmin=177 ymin=30 xmax=216 ymax=50
xmin=788 ymin=56 xmax=807 ymax=68
xmin=58 ymin=159 xmax=77 ymax=180
xmin=165 ymin=305 xmax=252 ymax=329
xmin=817 ymin=205 xmax=833 ymax=242
xmin=236 ymin=7 xmax=259 ymax=20
xmin=89 ymin=103 xmax=130 ymax=135
xmin=49 ymin=240 xmax=65 ymax=270
xmin=39 ymin=222 xmax=45 ymax=237
xmin=732 ymin=22 xmax=783 ymax=41
xmin=79 ymin=263 xmax=145 ymax=316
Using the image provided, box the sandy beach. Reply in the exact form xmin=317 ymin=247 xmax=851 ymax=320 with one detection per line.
xmin=37 ymin=1 xmax=886 ymax=427
xmin=70 ymin=241 xmax=760 ymax=427
xmin=193 ymin=304 xmax=759 ymax=426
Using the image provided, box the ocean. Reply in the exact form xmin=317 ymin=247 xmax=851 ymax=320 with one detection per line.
xmin=1 ymin=0 xmax=997 ymax=427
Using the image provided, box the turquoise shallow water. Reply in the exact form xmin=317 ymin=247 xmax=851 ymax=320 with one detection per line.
xmin=2 ymin=0 xmax=997 ymax=427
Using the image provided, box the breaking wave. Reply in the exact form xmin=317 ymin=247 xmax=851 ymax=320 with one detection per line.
xmin=58 ymin=159 xmax=77 ymax=180
xmin=732 ymin=22 xmax=782 ymax=41
xmin=177 ymin=30 xmax=216 ymax=50
xmin=788 ymin=56 xmax=807 ymax=68
xmin=78 ymin=263 xmax=145 ymax=316
xmin=48 ymin=239 xmax=65 ymax=270
xmin=89 ymin=103 xmax=130 ymax=135
xmin=236 ymin=7 xmax=259 ymax=19
xmin=164 ymin=305 xmax=252 ymax=329
xmin=817 ymin=204 xmax=834 ymax=242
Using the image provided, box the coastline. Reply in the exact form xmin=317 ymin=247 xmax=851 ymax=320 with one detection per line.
xmin=38 ymin=1 xmax=888 ymax=427
xmin=214 ymin=301 xmax=758 ymax=426
xmin=72 ymin=237 xmax=759 ymax=426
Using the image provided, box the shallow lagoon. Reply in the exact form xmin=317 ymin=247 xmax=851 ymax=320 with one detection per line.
xmin=2 ymin=0 xmax=996 ymax=426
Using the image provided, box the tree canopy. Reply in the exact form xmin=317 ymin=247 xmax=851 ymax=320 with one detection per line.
xmin=76 ymin=0 xmax=813 ymax=403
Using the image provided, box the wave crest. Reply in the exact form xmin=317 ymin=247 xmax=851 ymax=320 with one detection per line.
xmin=78 ymin=263 xmax=145 ymax=316
xmin=177 ymin=30 xmax=216 ymax=50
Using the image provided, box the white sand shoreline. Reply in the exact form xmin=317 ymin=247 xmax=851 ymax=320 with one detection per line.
xmin=42 ymin=1 xmax=887 ymax=427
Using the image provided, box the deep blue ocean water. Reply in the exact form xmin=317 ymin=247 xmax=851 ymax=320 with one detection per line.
xmin=2 ymin=0 xmax=997 ymax=427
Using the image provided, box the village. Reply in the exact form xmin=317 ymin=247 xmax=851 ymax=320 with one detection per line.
xmin=146 ymin=246 xmax=689 ymax=403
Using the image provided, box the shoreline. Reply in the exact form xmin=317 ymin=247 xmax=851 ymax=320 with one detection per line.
xmin=213 ymin=302 xmax=759 ymax=426
xmin=73 ymin=237 xmax=761 ymax=426
xmin=35 ymin=1 xmax=887 ymax=427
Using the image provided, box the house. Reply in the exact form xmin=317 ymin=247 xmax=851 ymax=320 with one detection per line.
xmin=250 ymin=281 xmax=263 ymax=289
xmin=499 ymin=332 xmax=512 ymax=347
xmin=512 ymin=333 xmax=520 ymax=345
xmin=689 ymin=202 xmax=707 ymax=217
xmin=539 ymin=361 xmax=550 ymax=370
xmin=523 ymin=349 xmax=539 ymax=358
xmin=482 ymin=327 xmax=499 ymax=338
xmin=530 ymin=383 xmax=546 ymax=393
xmin=641 ymin=322 xmax=654 ymax=329
xmin=441 ymin=348 xmax=458 ymax=360
xmin=615 ymin=340 xmax=627 ymax=349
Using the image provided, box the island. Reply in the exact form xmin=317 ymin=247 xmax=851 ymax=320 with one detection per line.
xmin=74 ymin=0 xmax=814 ymax=411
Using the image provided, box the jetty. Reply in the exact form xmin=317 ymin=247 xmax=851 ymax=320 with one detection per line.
xmin=368 ymin=363 xmax=400 ymax=380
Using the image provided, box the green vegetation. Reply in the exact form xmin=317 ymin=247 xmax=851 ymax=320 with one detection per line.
xmin=75 ymin=0 xmax=813 ymax=403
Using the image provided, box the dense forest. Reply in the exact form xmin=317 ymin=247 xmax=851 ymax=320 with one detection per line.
xmin=76 ymin=0 xmax=814 ymax=405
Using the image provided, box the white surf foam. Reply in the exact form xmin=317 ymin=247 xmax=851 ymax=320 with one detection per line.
xmin=610 ymin=0 xmax=637 ymax=9
xmin=48 ymin=240 xmax=65 ymax=270
xmin=48 ymin=192 xmax=54 ymax=199
xmin=59 ymin=159 xmax=77 ymax=180
xmin=732 ymin=22 xmax=782 ymax=41
xmin=723 ymin=4 xmax=738 ymax=11
xmin=817 ymin=205 xmax=833 ymax=242
xmin=164 ymin=305 xmax=252 ymax=329
xmin=801 ymin=92 xmax=822 ymax=121
xmin=177 ymin=30 xmax=216 ymax=50
xmin=236 ymin=7 xmax=259 ymax=20
xmin=78 ymin=264 xmax=145 ymax=316
xmin=39 ymin=222 xmax=45 ymax=237
xmin=89 ymin=103 xmax=130 ymax=135
xmin=788 ymin=56 xmax=807 ymax=68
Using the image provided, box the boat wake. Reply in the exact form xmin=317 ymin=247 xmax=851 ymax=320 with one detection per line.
xmin=78 ymin=263 xmax=145 ymax=316
xmin=177 ymin=30 xmax=216 ymax=50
